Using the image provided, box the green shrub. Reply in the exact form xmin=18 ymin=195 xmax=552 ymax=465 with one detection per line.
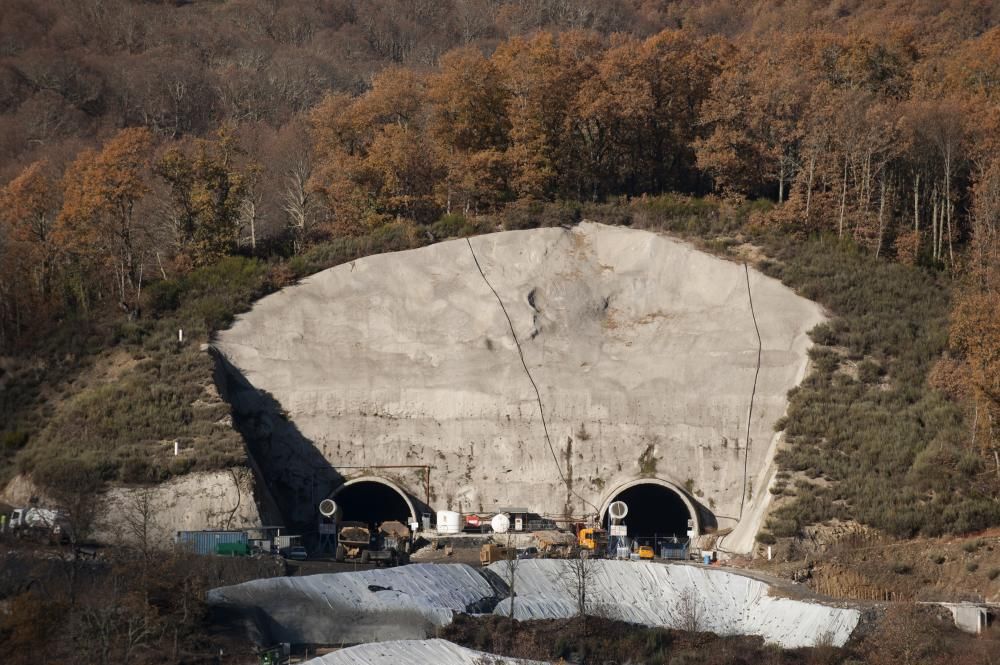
xmin=145 ymin=278 xmax=183 ymax=315
xmin=962 ymin=540 xmax=982 ymax=553
xmin=988 ymin=568 xmax=999 ymax=580
xmin=120 ymin=457 xmax=155 ymax=484
xmin=500 ymin=198 xmax=580 ymax=230
xmin=857 ymin=360 xmax=881 ymax=384
xmin=756 ymin=531 xmax=777 ymax=545
xmin=429 ymin=213 xmax=471 ymax=239
xmin=765 ymin=238 xmax=1000 ymax=538
xmin=1 ymin=430 xmax=28 ymax=452
xmin=809 ymin=323 xmax=838 ymax=346
xmin=630 ymin=194 xmax=732 ymax=236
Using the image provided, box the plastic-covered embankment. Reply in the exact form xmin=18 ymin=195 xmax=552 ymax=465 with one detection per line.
xmin=206 ymin=564 xmax=499 ymax=645
xmin=489 ymin=560 xmax=860 ymax=649
xmin=301 ymin=639 xmax=545 ymax=665
xmin=208 ymin=561 xmax=860 ymax=649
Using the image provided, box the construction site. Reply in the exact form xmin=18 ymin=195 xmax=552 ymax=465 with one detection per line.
xmin=213 ymin=222 xmax=824 ymax=556
xmin=3 ymin=222 xmax=997 ymax=664
xmin=172 ymin=221 xmax=878 ymax=660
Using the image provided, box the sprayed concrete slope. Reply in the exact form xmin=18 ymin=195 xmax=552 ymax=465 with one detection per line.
xmin=215 ymin=222 xmax=825 ymax=549
xmin=302 ymin=639 xmax=545 ymax=665
xmin=207 ymin=561 xmax=860 ymax=649
xmin=489 ymin=560 xmax=859 ymax=649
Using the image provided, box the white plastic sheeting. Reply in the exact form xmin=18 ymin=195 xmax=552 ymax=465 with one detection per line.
xmin=302 ymin=639 xmax=547 ymax=665
xmin=207 ymin=564 xmax=497 ymax=645
xmin=207 ymin=561 xmax=860 ymax=650
xmin=490 ymin=560 xmax=860 ymax=648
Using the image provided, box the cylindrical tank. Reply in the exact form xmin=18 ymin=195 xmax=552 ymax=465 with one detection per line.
xmin=436 ymin=510 xmax=461 ymax=534
xmin=491 ymin=513 xmax=510 ymax=534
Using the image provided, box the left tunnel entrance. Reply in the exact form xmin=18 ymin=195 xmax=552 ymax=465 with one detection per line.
xmin=331 ymin=478 xmax=415 ymax=528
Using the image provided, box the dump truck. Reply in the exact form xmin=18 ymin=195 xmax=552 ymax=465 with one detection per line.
xmin=335 ymin=520 xmax=411 ymax=565
xmin=371 ymin=520 xmax=411 ymax=566
xmin=577 ymin=527 xmax=608 ymax=553
xmin=535 ymin=530 xmax=577 ymax=557
xmin=9 ymin=507 xmax=71 ymax=543
xmin=335 ymin=521 xmax=372 ymax=562
xmin=480 ymin=543 xmax=515 ymax=566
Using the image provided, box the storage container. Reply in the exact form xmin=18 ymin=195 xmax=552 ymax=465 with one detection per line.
xmin=436 ymin=510 xmax=461 ymax=534
xmin=176 ymin=530 xmax=248 ymax=556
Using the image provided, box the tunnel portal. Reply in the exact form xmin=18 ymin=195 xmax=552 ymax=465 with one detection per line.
xmin=603 ymin=482 xmax=695 ymax=540
xmin=331 ymin=478 xmax=416 ymax=528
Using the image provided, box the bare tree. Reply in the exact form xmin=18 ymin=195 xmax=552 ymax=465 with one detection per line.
xmin=121 ymin=487 xmax=159 ymax=571
xmin=282 ymin=158 xmax=315 ymax=254
xmin=558 ymin=551 xmax=600 ymax=638
xmin=496 ymin=535 xmax=520 ymax=649
xmin=39 ymin=463 xmax=103 ymax=606
xmin=676 ymin=586 xmax=702 ymax=633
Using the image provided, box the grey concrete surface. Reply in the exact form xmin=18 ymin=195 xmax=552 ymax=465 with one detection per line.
xmin=215 ymin=223 xmax=824 ymax=551
xmin=929 ymin=602 xmax=996 ymax=634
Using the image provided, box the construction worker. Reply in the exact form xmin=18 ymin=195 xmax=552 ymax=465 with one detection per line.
xmin=0 ymin=513 xmax=6 ymax=533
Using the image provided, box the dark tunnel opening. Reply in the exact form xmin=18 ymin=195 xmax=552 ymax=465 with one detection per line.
xmin=605 ymin=483 xmax=692 ymax=541
xmin=333 ymin=481 xmax=413 ymax=528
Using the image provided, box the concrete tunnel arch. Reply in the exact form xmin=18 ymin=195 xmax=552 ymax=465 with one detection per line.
xmin=598 ymin=478 xmax=701 ymax=540
xmin=330 ymin=476 xmax=418 ymax=527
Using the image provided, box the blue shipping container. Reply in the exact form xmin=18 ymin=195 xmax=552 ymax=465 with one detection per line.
xmin=176 ymin=530 xmax=248 ymax=556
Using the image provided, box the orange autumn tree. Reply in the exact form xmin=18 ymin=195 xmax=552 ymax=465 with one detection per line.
xmin=155 ymin=127 xmax=258 ymax=268
xmin=696 ymin=35 xmax=812 ymax=200
xmin=0 ymin=160 xmax=63 ymax=342
xmin=311 ymin=67 xmax=443 ymax=231
xmin=0 ymin=160 xmax=61 ymax=299
xmin=493 ymin=30 xmax=603 ymax=201
xmin=56 ymin=127 xmax=154 ymax=316
xmin=426 ymin=46 xmax=511 ymax=215
xmin=946 ymin=159 xmax=1000 ymax=479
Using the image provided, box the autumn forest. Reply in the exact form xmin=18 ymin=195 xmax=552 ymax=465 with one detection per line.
xmin=1 ymin=2 xmax=1000 ymax=662
xmin=1 ymin=1 xmax=998 ymax=521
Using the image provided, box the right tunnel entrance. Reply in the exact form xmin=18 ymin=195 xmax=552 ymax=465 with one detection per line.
xmin=602 ymin=481 xmax=696 ymax=540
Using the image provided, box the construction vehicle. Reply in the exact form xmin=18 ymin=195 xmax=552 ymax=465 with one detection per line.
xmin=480 ymin=543 xmax=515 ymax=566
xmin=335 ymin=521 xmax=372 ymax=562
xmin=535 ymin=530 xmax=576 ymax=557
xmin=371 ymin=520 xmax=411 ymax=566
xmin=9 ymin=507 xmax=71 ymax=543
xmin=335 ymin=520 xmax=410 ymax=566
xmin=577 ymin=526 xmax=608 ymax=553
xmin=637 ymin=545 xmax=655 ymax=560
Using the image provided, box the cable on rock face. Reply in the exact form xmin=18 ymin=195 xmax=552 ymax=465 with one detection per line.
xmin=717 ymin=262 xmax=763 ymax=555
xmin=739 ymin=261 xmax=763 ymax=521
xmin=466 ymin=237 xmax=599 ymax=516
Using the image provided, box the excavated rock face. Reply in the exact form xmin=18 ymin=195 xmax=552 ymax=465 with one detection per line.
xmin=215 ymin=223 xmax=824 ymax=550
